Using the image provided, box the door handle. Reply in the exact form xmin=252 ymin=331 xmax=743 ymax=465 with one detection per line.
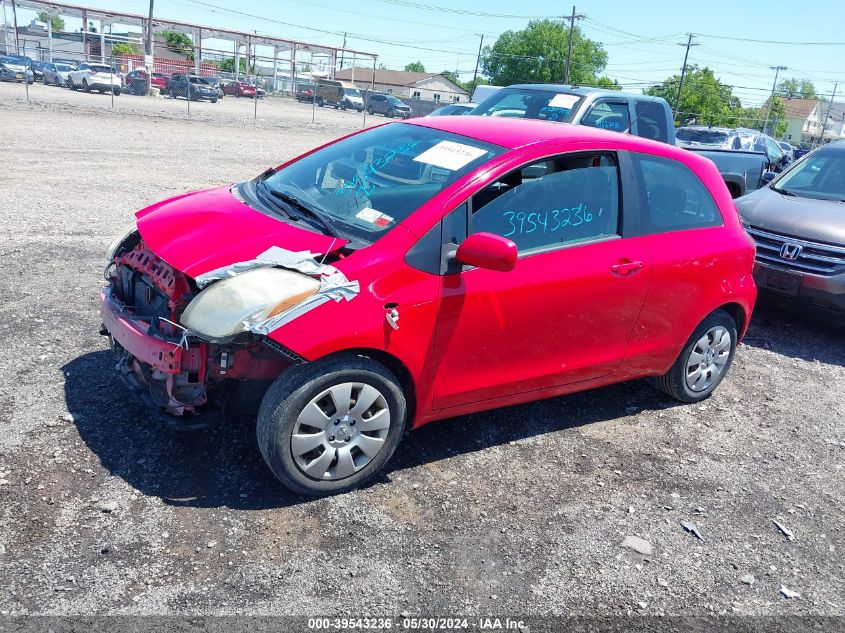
xmin=611 ymin=260 xmax=643 ymax=275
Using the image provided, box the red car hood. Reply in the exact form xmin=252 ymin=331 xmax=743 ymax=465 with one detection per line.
xmin=135 ymin=185 xmax=347 ymax=278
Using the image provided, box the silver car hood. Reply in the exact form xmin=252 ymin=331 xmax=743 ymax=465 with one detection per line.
xmin=736 ymin=186 xmax=845 ymax=246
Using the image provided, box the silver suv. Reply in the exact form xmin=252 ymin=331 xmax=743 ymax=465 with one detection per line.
xmin=366 ymin=94 xmax=412 ymax=118
xmin=737 ymin=141 xmax=845 ymax=314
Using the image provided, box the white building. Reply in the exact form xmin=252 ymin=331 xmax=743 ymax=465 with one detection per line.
xmin=335 ymin=67 xmax=469 ymax=103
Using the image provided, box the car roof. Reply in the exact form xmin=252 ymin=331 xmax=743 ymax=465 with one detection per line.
xmin=679 ymin=125 xmax=735 ymax=133
xmin=406 ymin=115 xmax=686 ymax=156
xmin=503 ymin=83 xmax=660 ymax=101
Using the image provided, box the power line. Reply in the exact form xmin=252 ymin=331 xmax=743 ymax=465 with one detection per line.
xmin=373 ymin=0 xmax=560 ymax=19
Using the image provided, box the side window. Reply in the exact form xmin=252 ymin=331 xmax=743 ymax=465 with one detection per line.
xmin=581 ymin=101 xmax=630 ymax=132
xmin=470 ymin=154 xmax=621 ymax=255
xmin=634 ymin=100 xmax=668 ymax=141
xmin=635 ymin=154 xmax=722 ymax=233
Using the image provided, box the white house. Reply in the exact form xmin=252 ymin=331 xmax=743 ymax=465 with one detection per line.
xmin=335 ymin=67 xmax=469 ymax=103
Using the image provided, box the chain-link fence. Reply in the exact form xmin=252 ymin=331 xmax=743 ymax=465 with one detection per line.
xmin=1 ymin=41 xmax=452 ymax=131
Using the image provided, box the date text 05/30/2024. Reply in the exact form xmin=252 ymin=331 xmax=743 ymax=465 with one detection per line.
xmin=307 ymin=617 xmax=527 ymax=630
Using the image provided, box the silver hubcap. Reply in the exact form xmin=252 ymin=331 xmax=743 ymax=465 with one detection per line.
xmin=291 ymin=382 xmax=391 ymax=481
xmin=685 ymin=326 xmax=731 ymax=392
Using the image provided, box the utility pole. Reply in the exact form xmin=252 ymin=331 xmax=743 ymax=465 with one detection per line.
xmin=144 ymin=0 xmax=154 ymax=93
xmin=2 ymin=0 xmax=8 ymax=55
xmin=11 ymin=0 xmax=18 ymax=54
xmin=763 ymin=65 xmax=787 ymax=134
xmin=818 ymin=82 xmax=838 ymax=145
xmin=673 ymin=33 xmax=698 ymax=123
xmin=339 ymin=31 xmax=347 ymax=69
xmin=564 ymin=6 xmax=584 ymax=85
xmin=471 ymin=34 xmax=484 ymax=88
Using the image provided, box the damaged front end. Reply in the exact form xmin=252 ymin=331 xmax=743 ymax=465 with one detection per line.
xmin=99 ymin=234 xmax=358 ymax=430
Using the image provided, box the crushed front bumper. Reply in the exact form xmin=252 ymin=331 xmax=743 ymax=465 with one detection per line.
xmin=100 ymin=289 xmax=217 ymax=430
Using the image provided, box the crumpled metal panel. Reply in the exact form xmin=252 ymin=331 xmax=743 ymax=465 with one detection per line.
xmin=193 ymin=246 xmax=359 ymax=336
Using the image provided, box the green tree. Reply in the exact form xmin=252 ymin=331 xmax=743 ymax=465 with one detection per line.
xmin=112 ymin=42 xmax=141 ymax=56
xmin=480 ymin=19 xmax=608 ymax=86
xmin=778 ymin=77 xmax=818 ymax=99
xmin=404 ymin=61 xmax=426 ymax=72
xmin=218 ymin=57 xmax=250 ymax=73
xmin=646 ymin=65 xmax=741 ymax=126
xmin=36 ymin=11 xmax=64 ymax=32
xmin=440 ymin=70 xmax=460 ymax=86
xmin=160 ymin=30 xmax=195 ymax=61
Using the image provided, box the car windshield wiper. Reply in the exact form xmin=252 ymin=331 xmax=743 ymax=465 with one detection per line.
xmin=268 ymin=189 xmax=342 ymax=238
xmin=770 ymin=185 xmax=796 ymax=197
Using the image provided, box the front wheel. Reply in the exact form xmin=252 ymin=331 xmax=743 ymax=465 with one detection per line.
xmin=83 ymin=79 xmax=90 ymax=92
xmin=257 ymin=354 xmax=407 ymax=496
xmin=43 ymin=76 xmax=48 ymax=85
xmin=655 ymin=309 xmax=737 ymax=403
xmin=367 ymin=105 xmax=374 ymax=115
xmin=387 ymin=108 xmax=394 ymax=118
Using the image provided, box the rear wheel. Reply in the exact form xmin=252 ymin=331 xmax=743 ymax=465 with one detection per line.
xmin=656 ymin=309 xmax=737 ymax=403
xmin=367 ymin=105 xmax=374 ymax=115
xmin=387 ymin=108 xmax=394 ymax=118
xmin=257 ymin=354 xmax=406 ymax=496
xmin=42 ymin=75 xmax=48 ymax=85
xmin=316 ymin=96 xmax=324 ymax=107
xmin=55 ymin=77 xmax=61 ymax=87
xmin=82 ymin=79 xmax=90 ymax=92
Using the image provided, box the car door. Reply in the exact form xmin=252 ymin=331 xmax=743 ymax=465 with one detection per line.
xmin=431 ymin=149 xmax=652 ymax=410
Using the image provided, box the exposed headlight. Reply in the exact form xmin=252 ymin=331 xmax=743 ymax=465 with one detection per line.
xmin=180 ymin=267 xmax=320 ymax=340
xmin=105 ymin=225 xmax=139 ymax=261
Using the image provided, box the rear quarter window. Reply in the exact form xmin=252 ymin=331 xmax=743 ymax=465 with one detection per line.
xmin=635 ymin=101 xmax=668 ymax=142
xmin=634 ymin=154 xmax=723 ymax=233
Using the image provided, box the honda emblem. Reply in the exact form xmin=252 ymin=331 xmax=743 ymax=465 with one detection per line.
xmin=779 ymin=243 xmax=802 ymax=260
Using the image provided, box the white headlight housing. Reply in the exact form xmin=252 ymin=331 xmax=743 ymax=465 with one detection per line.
xmin=180 ymin=267 xmax=320 ymax=340
xmin=105 ymin=225 xmax=138 ymax=262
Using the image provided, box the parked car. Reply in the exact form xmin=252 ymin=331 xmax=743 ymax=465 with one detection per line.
xmin=778 ymin=141 xmax=796 ymax=165
xmin=296 ymin=83 xmax=315 ymax=102
xmin=470 ymin=85 xmax=676 ymax=144
xmin=736 ymin=141 xmax=845 ymax=314
xmin=222 ymin=80 xmax=256 ymax=98
xmin=125 ymin=69 xmax=170 ymax=95
xmin=251 ymin=83 xmax=267 ymax=99
xmin=168 ymin=74 xmax=218 ymax=102
xmin=41 ymin=62 xmax=74 ymax=86
xmin=314 ymin=78 xmax=363 ymax=110
xmin=0 ymin=55 xmax=34 ymax=83
xmin=677 ymin=126 xmax=787 ymax=197
xmin=682 ymin=148 xmax=771 ymax=199
xmin=428 ymin=103 xmax=475 ymax=116
xmin=30 ymin=60 xmax=49 ymax=81
xmin=67 ymin=63 xmax=122 ymax=94
xmin=199 ymin=76 xmax=224 ymax=99
xmin=99 ymin=117 xmax=756 ymax=495
xmin=367 ymin=93 xmax=412 ymax=118
xmin=52 ymin=57 xmax=78 ymax=69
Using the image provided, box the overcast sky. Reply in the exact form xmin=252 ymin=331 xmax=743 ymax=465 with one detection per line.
xmin=7 ymin=0 xmax=845 ymax=106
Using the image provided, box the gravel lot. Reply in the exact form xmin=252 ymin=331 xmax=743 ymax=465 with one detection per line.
xmin=1 ymin=81 xmax=844 ymax=618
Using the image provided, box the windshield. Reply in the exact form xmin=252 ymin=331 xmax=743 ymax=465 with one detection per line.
xmin=772 ymin=149 xmax=845 ymax=201
xmin=1 ymin=56 xmax=30 ymax=67
xmin=91 ymin=65 xmax=115 ymax=73
xmin=56 ymin=64 xmax=73 ymax=72
xmin=259 ymin=123 xmax=504 ymax=242
xmin=471 ymin=87 xmax=583 ymax=122
xmin=676 ymin=128 xmax=732 ymax=145
xmin=345 ymin=88 xmax=361 ymax=97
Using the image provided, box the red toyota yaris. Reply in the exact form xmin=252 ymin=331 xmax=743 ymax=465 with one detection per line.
xmin=100 ymin=116 xmax=756 ymax=495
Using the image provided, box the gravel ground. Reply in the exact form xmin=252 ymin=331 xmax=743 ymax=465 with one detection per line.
xmin=1 ymin=82 xmax=844 ymax=618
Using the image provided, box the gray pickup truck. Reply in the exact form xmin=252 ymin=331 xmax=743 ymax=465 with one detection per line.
xmin=684 ymin=148 xmax=771 ymax=199
xmin=470 ymin=85 xmax=676 ymax=145
xmin=677 ymin=126 xmax=785 ymax=198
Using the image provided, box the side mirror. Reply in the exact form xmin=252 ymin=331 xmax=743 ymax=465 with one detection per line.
xmin=455 ymin=232 xmax=517 ymax=272
xmin=761 ymin=171 xmax=777 ymax=185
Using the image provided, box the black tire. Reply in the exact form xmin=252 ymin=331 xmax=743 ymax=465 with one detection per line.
xmin=42 ymin=76 xmax=48 ymax=85
xmin=211 ymin=98 xmax=217 ymax=103
xmin=257 ymin=353 xmax=407 ymax=496
xmin=387 ymin=108 xmax=394 ymax=118
xmin=83 ymin=79 xmax=90 ymax=93
xmin=113 ymin=88 xmax=120 ymax=96
xmin=367 ymin=105 xmax=374 ymax=115
xmin=655 ymin=309 xmax=738 ymax=403
xmin=55 ymin=77 xmax=61 ymax=87
xmin=169 ymin=88 xmax=176 ymax=99
xmin=316 ymin=97 xmax=323 ymax=107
